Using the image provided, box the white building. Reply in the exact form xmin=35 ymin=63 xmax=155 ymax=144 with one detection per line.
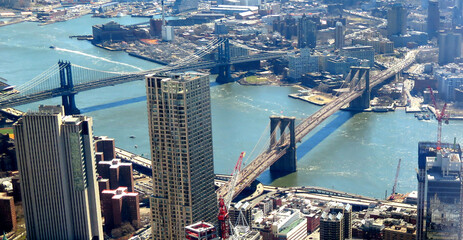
xmin=288 ymin=48 xmax=311 ymax=81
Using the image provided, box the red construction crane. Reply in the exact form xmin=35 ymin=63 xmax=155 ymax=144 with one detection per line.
xmin=428 ymin=87 xmax=447 ymax=151
xmin=388 ymin=159 xmax=401 ymax=200
xmin=218 ymin=152 xmax=245 ymax=239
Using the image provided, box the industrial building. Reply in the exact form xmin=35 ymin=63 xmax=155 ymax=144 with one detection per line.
xmin=146 ymin=73 xmax=217 ymax=240
xmin=416 ymin=142 xmax=462 ymax=240
xmin=13 ymin=105 xmax=103 ymax=239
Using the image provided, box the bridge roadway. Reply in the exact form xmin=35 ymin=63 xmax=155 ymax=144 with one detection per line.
xmin=0 ymin=52 xmax=285 ymax=109
xmin=217 ymin=50 xmax=419 ymax=201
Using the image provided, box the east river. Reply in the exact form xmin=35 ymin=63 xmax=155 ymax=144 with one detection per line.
xmin=1 ymin=15 xmax=463 ymax=199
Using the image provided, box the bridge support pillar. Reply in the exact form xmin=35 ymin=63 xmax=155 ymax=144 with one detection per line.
xmin=269 ymin=116 xmax=297 ymax=173
xmin=348 ymin=67 xmax=370 ymax=110
xmin=216 ymin=64 xmax=232 ymax=83
xmin=58 ymin=61 xmax=80 ymax=115
xmin=215 ymin=38 xmax=233 ymax=83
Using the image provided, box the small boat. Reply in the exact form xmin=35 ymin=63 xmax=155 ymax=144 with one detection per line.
xmin=134 ymin=145 xmax=138 ymax=148
xmin=129 ymin=135 xmax=136 ymax=139
xmin=49 ymin=45 xmax=55 ymax=49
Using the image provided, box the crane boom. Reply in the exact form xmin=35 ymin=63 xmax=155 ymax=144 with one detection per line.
xmin=428 ymin=87 xmax=448 ymax=150
xmin=390 ymin=158 xmax=401 ymax=200
xmin=218 ymin=152 xmax=246 ymax=239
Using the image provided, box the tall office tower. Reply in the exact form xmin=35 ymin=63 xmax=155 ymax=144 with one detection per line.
xmin=335 ymin=21 xmax=345 ymax=49
xmin=298 ymin=15 xmax=317 ymax=49
xmin=416 ymin=142 xmax=462 ymax=240
xmin=387 ymin=3 xmax=407 ymax=38
xmin=427 ymin=0 xmax=440 ymax=38
xmin=438 ymin=32 xmax=462 ymax=65
xmin=146 ymin=73 xmax=216 ymax=240
xmin=13 ymin=105 xmax=103 ymax=240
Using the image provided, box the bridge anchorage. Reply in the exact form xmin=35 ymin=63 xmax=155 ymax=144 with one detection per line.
xmin=347 ymin=67 xmax=370 ymax=110
xmin=57 ymin=61 xmax=80 ymax=115
xmin=269 ymin=116 xmax=296 ymax=174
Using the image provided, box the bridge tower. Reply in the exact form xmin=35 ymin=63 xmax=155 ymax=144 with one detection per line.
xmin=58 ymin=61 xmax=80 ymax=115
xmin=216 ymin=38 xmax=233 ymax=83
xmin=269 ymin=116 xmax=297 ymax=173
xmin=348 ymin=67 xmax=370 ymax=110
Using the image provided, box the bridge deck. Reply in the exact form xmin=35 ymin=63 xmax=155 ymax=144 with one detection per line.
xmin=218 ymin=50 xmax=418 ymax=201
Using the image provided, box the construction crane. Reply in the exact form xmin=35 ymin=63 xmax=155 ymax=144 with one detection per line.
xmin=388 ymin=158 xmax=401 ymax=200
xmin=218 ymin=152 xmax=245 ymax=239
xmin=428 ymin=87 xmax=448 ymax=151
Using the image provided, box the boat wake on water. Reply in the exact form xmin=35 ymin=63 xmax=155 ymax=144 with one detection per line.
xmin=54 ymin=47 xmax=143 ymax=71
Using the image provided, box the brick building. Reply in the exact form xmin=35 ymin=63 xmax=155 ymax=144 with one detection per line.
xmin=101 ymin=187 xmax=140 ymax=232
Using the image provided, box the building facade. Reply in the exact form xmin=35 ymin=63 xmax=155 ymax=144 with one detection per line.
xmin=0 ymin=192 xmax=16 ymax=233
xmin=297 ymin=15 xmax=317 ymax=49
xmin=416 ymin=142 xmax=462 ymax=240
xmin=97 ymin=158 xmax=134 ymax=192
xmin=438 ymin=32 xmax=462 ymax=66
xmin=13 ymin=105 xmax=103 ymax=240
xmin=427 ymin=0 xmax=440 ymax=38
xmin=146 ymin=73 xmax=217 ymax=240
xmin=335 ymin=21 xmax=345 ymax=49
xmin=101 ymin=187 xmax=140 ymax=232
xmin=387 ymin=3 xmax=407 ymax=38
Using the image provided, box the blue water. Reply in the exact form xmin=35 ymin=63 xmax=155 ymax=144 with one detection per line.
xmin=1 ymin=15 xmax=463 ymax=198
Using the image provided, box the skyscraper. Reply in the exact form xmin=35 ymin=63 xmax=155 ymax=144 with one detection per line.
xmin=297 ymin=15 xmax=317 ymax=49
xmin=387 ymin=3 xmax=407 ymax=38
xmin=438 ymin=32 xmax=462 ymax=65
xmin=427 ymin=0 xmax=440 ymax=38
xmin=146 ymin=73 xmax=217 ymax=240
xmin=416 ymin=142 xmax=462 ymax=240
xmin=335 ymin=21 xmax=345 ymax=49
xmin=13 ymin=105 xmax=103 ymax=240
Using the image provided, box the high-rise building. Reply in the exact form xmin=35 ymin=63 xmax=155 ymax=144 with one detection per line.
xmin=13 ymin=105 xmax=103 ymax=240
xmin=320 ymin=212 xmax=343 ymax=240
xmin=335 ymin=21 xmax=345 ymax=49
xmin=427 ymin=0 xmax=440 ymax=38
xmin=146 ymin=73 xmax=217 ymax=240
xmin=297 ymin=15 xmax=317 ymax=49
xmin=101 ymin=187 xmax=140 ymax=232
xmin=94 ymin=136 xmax=115 ymax=162
xmin=416 ymin=142 xmax=462 ymax=240
xmin=438 ymin=32 xmax=462 ymax=66
xmin=319 ymin=203 xmax=352 ymax=240
xmin=97 ymin=158 xmax=134 ymax=192
xmin=387 ymin=3 xmax=407 ymax=38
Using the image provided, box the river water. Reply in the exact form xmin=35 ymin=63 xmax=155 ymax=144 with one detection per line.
xmin=1 ymin=15 xmax=462 ymax=199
